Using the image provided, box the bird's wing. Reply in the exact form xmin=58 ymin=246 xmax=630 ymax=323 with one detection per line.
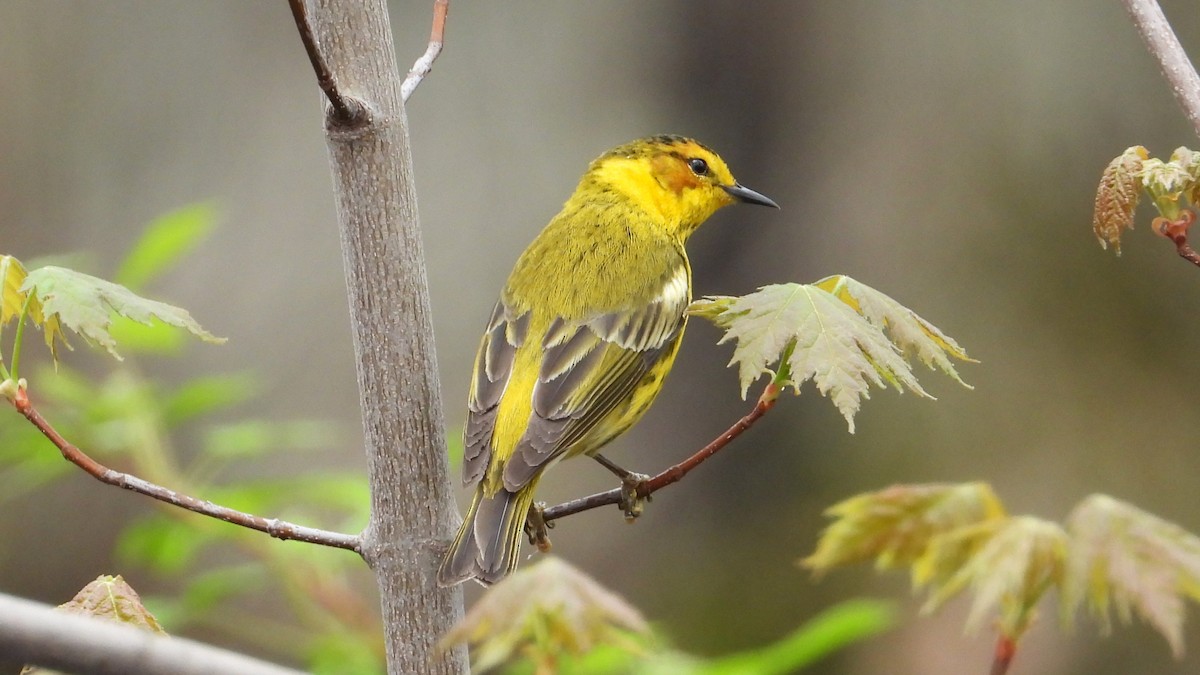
xmin=463 ymin=301 xmax=528 ymax=486
xmin=499 ymin=267 xmax=690 ymax=491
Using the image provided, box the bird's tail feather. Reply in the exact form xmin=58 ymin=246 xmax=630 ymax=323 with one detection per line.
xmin=437 ymin=479 xmax=539 ymax=587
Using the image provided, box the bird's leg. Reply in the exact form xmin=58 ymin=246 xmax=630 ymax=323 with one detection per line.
xmin=592 ymin=453 xmax=651 ymax=522
xmin=524 ymin=501 xmax=553 ymax=552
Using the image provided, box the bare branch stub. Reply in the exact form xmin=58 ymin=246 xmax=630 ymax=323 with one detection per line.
xmin=9 ymin=385 xmax=362 ymax=553
xmin=538 ymin=382 xmax=780 ymax=524
xmin=401 ymin=0 xmax=450 ymax=103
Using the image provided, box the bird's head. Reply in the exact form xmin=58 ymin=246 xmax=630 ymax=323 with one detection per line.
xmin=583 ymin=135 xmax=778 ymax=239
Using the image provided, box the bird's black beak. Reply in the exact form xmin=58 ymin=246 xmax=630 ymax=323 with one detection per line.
xmin=721 ymin=183 xmax=780 ymax=209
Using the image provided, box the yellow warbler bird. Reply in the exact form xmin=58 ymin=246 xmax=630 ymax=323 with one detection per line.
xmin=438 ymin=135 xmax=778 ymax=587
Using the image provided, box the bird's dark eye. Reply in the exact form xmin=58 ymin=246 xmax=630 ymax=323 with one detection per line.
xmin=688 ymin=157 xmax=709 ymax=176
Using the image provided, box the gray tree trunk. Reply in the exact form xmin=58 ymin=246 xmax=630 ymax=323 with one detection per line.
xmin=313 ymin=1 xmax=468 ymax=673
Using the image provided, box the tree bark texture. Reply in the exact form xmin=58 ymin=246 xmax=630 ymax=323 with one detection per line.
xmin=311 ymin=2 xmax=467 ymax=673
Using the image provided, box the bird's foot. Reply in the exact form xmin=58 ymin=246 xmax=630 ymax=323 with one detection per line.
xmin=618 ymin=472 xmax=652 ymax=523
xmin=524 ymin=501 xmax=553 ymax=552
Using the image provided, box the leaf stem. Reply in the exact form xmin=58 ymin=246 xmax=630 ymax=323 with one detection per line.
xmin=9 ymin=292 xmax=34 ymax=381
xmin=540 ymin=381 xmax=780 ymax=523
xmin=989 ymin=634 xmax=1017 ymax=675
xmin=0 ymin=345 xmax=10 ymax=383
xmin=7 ymin=385 xmax=362 ymax=553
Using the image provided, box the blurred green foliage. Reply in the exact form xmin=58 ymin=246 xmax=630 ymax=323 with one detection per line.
xmin=495 ymin=598 xmax=894 ymax=675
xmin=0 ymin=206 xmax=382 ymax=673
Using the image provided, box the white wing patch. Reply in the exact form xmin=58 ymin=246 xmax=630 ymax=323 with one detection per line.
xmin=587 ymin=266 xmax=689 ymax=351
xmin=655 ymin=265 xmax=689 ymax=307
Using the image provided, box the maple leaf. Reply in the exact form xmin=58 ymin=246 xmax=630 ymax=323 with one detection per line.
xmin=20 ymin=265 xmax=224 ymax=362
xmin=690 ymin=277 xmax=972 ymax=432
xmin=55 ymin=574 xmax=167 ymax=634
xmin=922 ymin=516 xmax=1067 ymax=639
xmin=0 ymin=255 xmax=67 ymax=361
xmin=20 ymin=575 xmax=167 ymax=675
xmin=1140 ymin=150 xmax=1200 ymax=224
xmin=802 ymin=482 xmax=1006 ymax=579
xmin=1180 ymin=153 xmax=1200 ymax=210
xmin=115 ymin=202 xmax=217 ymax=292
xmin=0 ymin=255 xmax=26 ymax=328
xmin=814 ymin=275 xmax=973 ymax=386
xmin=1141 ymin=157 xmax=1194 ymax=196
xmin=1169 ymin=146 xmax=1200 ymax=180
xmin=1064 ymin=494 xmax=1200 ymax=658
xmin=440 ymin=557 xmax=649 ymax=672
xmin=1092 ymin=146 xmax=1147 ymax=254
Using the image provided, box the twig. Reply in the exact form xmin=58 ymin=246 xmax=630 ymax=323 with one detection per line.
xmin=540 ymin=382 xmax=780 ymax=523
xmin=287 ymin=0 xmax=359 ymax=124
xmin=1170 ymin=236 xmax=1200 ymax=266
xmin=1122 ymin=0 xmax=1200 ymax=139
xmin=9 ymin=385 xmax=362 ymax=553
xmin=990 ymin=635 xmax=1016 ymax=675
xmin=1153 ymin=212 xmax=1200 ymax=267
xmin=0 ymin=592 xmax=304 ymax=675
xmin=401 ymin=0 xmax=449 ymax=103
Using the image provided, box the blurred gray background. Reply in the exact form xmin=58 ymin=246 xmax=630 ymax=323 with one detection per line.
xmin=3 ymin=1 xmax=1200 ymax=673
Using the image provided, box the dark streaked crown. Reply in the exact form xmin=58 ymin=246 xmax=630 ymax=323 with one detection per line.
xmin=598 ymin=135 xmax=717 ymax=162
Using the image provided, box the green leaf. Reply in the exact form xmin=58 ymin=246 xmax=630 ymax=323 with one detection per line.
xmin=179 ymin=564 xmax=266 ymax=617
xmin=814 ymin=276 xmax=974 ymax=385
xmin=702 ymin=599 xmax=895 ymax=675
xmin=309 ymin=632 xmax=386 ymax=675
xmin=922 ymin=516 xmax=1066 ymax=640
xmin=1141 ymin=157 xmax=1194 ymax=196
xmin=30 ymin=363 xmax=97 ymax=408
xmin=0 ymin=428 xmax=74 ymax=503
xmin=442 ymin=556 xmax=650 ymax=672
xmin=1 ymin=255 xmax=67 ymax=360
xmin=690 ymin=278 xmax=971 ymax=432
xmin=1 ymin=255 xmax=28 ymax=327
xmin=802 ymin=482 xmax=1007 ymax=580
xmin=115 ymin=203 xmax=217 ymax=291
xmin=1064 ymin=494 xmax=1200 ymax=657
xmin=21 ymin=265 xmax=225 ymax=362
xmin=116 ymin=515 xmax=219 ymax=575
xmin=204 ymin=474 xmax=368 ymax=526
xmin=202 ymin=419 xmax=338 ymax=460
xmin=107 ymin=315 xmax=186 ymax=355
xmin=163 ymin=372 xmax=259 ymax=425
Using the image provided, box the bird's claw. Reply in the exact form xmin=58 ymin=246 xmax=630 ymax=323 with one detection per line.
xmin=618 ymin=473 xmax=651 ymax=522
xmin=524 ymin=501 xmax=553 ymax=552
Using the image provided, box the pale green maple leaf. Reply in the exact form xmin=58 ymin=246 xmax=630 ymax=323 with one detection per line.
xmin=21 ymin=266 xmax=224 ymax=363
xmin=690 ymin=277 xmax=971 ymax=432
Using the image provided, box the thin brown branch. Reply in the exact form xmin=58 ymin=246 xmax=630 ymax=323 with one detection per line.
xmin=1122 ymin=0 xmax=1200 ymax=139
xmin=10 ymin=385 xmax=362 ymax=553
xmin=400 ymin=0 xmax=450 ymax=102
xmin=540 ymin=382 xmax=780 ymax=523
xmin=287 ymin=0 xmax=359 ymax=124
